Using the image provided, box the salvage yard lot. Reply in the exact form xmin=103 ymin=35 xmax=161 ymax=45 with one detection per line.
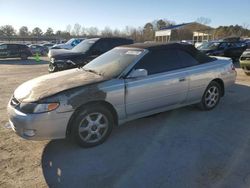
xmin=0 ymin=58 xmax=250 ymax=188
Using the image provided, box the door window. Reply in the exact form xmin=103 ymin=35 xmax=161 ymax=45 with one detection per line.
xmin=178 ymin=50 xmax=199 ymax=67
xmin=0 ymin=44 xmax=7 ymax=50
xmin=7 ymin=44 xmax=19 ymax=50
xmin=219 ymin=43 xmax=229 ymax=49
xmin=93 ymin=40 xmax=110 ymax=53
xmin=134 ymin=49 xmax=185 ymax=75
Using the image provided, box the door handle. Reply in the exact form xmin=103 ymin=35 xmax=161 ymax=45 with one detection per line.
xmin=179 ymin=78 xmax=186 ymax=82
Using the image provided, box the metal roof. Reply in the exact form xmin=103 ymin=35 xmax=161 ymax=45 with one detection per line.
xmin=159 ymin=22 xmax=194 ymax=31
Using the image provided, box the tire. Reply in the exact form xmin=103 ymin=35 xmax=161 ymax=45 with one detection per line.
xmin=20 ymin=53 xmax=28 ymax=60
xmin=48 ymin=63 xmax=58 ymax=73
xmin=198 ymin=81 xmax=222 ymax=111
xmin=244 ymin=72 xmax=250 ymax=76
xmin=70 ymin=105 xmax=114 ymax=147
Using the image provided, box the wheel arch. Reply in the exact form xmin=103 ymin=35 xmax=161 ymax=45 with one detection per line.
xmin=66 ymin=100 xmax=118 ymax=137
xmin=211 ymin=78 xmax=225 ymax=97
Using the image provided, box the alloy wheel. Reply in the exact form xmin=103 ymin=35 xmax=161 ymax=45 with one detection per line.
xmin=78 ymin=112 xmax=109 ymax=143
xmin=205 ymin=86 xmax=219 ymax=108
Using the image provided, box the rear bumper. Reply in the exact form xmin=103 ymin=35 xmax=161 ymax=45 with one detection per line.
xmin=7 ymin=101 xmax=73 ymax=140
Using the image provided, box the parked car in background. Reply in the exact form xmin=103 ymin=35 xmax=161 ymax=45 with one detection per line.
xmin=195 ymin=41 xmax=207 ymax=48
xmin=28 ymin=44 xmax=48 ymax=56
xmin=48 ymin=37 xmax=133 ymax=72
xmin=198 ymin=41 xmax=247 ymax=61
xmin=244 ymin=40 xmax=250 ymax=48
xmin=0 ymin=43 xmax=32 ymax=60
xmin=51 ymin=38 xmax=85 ymax=50
xmin=240 ymin=49 xmax=250 ymax=75
xmin=41 ymin=43 xmax=54 ymax=50
xmin=7 ymin=43 xmax=236 ymax=147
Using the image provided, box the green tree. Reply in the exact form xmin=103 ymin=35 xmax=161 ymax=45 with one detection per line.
xmin=156 ymin=19 xmax=167 ymax=30
xmin=19 ymin=26 xmax=29 ymax=36
xmin=143 ymin=23 xmax=154 ymax=41
xmin=55 ymin=30 xmax=62 ymax=36
xmin=0 ymin=25 xmax=16 ymax=36
xmin=45 ymin=27 xmax=54 ymax=36
xmin=32 ymin=27 xmax=43 ymax=36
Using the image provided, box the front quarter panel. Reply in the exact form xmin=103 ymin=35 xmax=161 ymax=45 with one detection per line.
xmin=42 ymin=79 xmax=126 ymax=121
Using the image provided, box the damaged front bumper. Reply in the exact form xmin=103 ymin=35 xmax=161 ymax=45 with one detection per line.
xmin=7 ymin=100 xmax=73 ymax=140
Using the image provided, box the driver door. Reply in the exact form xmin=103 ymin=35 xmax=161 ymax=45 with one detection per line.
xmin=125 ymin=49 xmax=189 ymax=116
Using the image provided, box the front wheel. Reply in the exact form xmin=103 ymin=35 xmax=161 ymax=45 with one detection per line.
xmin=48 ymin=63 xmax=58 ymax=73
xmin=70 ymin=105 xmax=114 ymax=147
xmin=198 ymin=81 xmax=222 ymax=110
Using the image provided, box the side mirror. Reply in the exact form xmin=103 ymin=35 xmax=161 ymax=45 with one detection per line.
xmin=127 ymin=69 xmax=148 ymax=79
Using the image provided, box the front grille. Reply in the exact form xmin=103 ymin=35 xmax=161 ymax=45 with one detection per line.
xmin=10 ymin=97 xmax=20 ymax=107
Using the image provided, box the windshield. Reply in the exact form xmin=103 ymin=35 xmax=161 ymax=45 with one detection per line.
xmin=198 ymin=42 xmax=220 ymax=50
xmin=83 ymin=48 xmax=144 ymax=78
xmin=71 ymin=39 xmax=98 ymax=53
xmin=65 ymin=38 xmax=75 ymax=45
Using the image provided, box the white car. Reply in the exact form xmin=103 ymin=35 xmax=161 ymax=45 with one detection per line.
xmin=51 ymin=38 xmax=85 ymax=50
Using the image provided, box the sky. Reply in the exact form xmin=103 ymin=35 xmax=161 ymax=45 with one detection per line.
xmin=0 ymin=0 xmax=250 ymax=32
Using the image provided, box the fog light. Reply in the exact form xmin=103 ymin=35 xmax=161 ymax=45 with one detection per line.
xmin=23 ymin=129 xmax=36 ymax=137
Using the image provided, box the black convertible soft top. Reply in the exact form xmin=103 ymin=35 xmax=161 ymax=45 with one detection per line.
xmin=122 ymin=42 xmax=214 ymax=64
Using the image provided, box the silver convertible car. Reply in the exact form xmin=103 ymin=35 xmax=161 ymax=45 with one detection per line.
xmin=7 ymin=43 xmax=236 ymax=147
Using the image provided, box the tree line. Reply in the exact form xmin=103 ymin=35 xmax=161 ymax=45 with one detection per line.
xmin=0 ymin=18 xmax=249 ymax=42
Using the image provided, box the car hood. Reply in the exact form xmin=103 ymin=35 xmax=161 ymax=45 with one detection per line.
xmin=14 ymin=69 xmax=105 ymax=103
xmin=48 ymin=49 xmax=82 ymax=58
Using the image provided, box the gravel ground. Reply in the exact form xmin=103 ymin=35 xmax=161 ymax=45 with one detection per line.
xmin=0 ymin=59 xmax=250 ymax=188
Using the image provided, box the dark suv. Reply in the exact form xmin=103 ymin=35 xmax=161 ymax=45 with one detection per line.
xmin=0 ymin=43 xmax=32 ymax=60
xmin=198 ymin=41 xmax=247 ymax=61
xmin=48 ymin=37 xmax=133 ymax=72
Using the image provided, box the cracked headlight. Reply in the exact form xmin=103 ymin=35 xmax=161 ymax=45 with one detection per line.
xmin=19 ymin=102 xmax=59 ymax=114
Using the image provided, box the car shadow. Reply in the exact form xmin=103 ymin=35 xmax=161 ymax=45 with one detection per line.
xmin=0 ymin=58 xmax=48 ymax=65
xmin=41 ymin=84 xmax=250 ymax=188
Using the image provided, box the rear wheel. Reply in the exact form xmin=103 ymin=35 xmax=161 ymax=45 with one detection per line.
xmin=70 ymin=105 xmax=114 ymax=147
xmin=199 ymin=81 xmax=221 ymax=110
xmin=20 ymin=53 xmax=28 ymax=60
